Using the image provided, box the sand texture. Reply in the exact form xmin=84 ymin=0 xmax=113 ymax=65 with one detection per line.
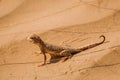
xmin=0 ymin=0 xmax=120 ymax=80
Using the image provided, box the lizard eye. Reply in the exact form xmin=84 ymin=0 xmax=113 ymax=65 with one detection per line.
xmin=30 ymin=37 xmax=34 ymax=39
xmin=31 ymin=37 xmax=37 ymax=40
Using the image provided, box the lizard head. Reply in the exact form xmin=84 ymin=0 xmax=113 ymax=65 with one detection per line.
xmin=27 ymin=34 xmax=43 ymax=45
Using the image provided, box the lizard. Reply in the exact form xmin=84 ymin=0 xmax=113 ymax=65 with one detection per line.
xmin=27 ymin=34 xmax=105 ymax=66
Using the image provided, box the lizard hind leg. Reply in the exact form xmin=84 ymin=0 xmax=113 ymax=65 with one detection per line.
xmin=59 ymin=50 xmax=73 ymax=62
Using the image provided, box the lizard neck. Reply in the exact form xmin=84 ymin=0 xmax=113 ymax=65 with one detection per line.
xmin=38 ymin=38 xmax=46 ymax=48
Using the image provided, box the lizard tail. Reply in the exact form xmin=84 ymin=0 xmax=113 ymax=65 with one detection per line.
xmin=74 ymin=35 xmax=105 ymax=53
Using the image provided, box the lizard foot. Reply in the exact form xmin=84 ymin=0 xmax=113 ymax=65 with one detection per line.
xmin=59 ymin=57 xmax=69 ymax=62
xmin=37 ymin=63 xmax=46 ymax=67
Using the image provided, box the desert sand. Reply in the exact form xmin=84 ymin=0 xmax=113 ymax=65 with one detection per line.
xmin=0 ymin=0 xmax=120 ymax=80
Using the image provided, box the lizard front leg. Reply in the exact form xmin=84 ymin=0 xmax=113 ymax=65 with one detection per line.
xmin=38 ymin=52 xmax=47 ymax=67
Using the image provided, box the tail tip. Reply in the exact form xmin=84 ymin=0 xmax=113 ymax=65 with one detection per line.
xmin=100 ymin=35 xmax=105 ymax=38
xmin=99 ymin=35 xmax=105 ymax=42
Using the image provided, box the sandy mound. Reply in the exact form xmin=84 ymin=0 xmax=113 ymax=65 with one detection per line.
xmin=0 ymin=0 xmax=120 ymax=80
xmin=0 ymin=11 xmax=120 ymax=80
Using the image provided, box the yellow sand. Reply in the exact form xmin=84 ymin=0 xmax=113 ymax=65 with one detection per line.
xmin=0 ymin=0 xmax=120 ymax=80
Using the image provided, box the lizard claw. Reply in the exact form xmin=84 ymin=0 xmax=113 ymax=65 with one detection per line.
xmin=37 ymin=63 xmax=46 ymax=67
xmin=59 ymin=57 xmax=69 ymax=62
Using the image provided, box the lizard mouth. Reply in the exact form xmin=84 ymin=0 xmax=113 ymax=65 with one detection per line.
xmin=29 ymin=39 xmax=34 ymax=43
xmin=29 ymin=39 xmax=36 ymax=43
xmin=27 ymin=37 xmax=35 ymax=43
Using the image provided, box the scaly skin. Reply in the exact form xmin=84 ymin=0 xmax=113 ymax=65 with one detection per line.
xmin=27 ymin=34 xmax=105 ymax=66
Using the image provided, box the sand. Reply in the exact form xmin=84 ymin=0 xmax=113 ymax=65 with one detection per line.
xmin=0 ymin=0 xmax=120 ymax=80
